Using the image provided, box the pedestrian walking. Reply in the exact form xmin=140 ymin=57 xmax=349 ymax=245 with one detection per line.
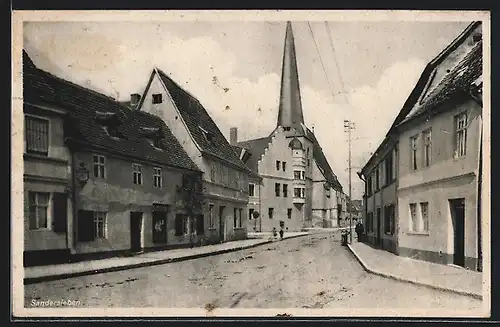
xmin=272 ymin=227 xmax=278 ymax=240
xmin=279 ymin=228 xmax=284 ymax=240
xmin=355 ymin=221 xmax=364 ymax=242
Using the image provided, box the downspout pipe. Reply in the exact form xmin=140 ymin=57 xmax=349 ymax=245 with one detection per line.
xmin=65 ymin=137 xmax=78 ymax=252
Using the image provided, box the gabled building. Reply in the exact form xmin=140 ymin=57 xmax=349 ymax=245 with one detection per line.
xmin=358 ymin=21 xmax=483 ymax=271
xmin=135 ymin=67 xmax=253 ymax=243
xmin=23 ymin=50 xmax=204 ymax=266
xmin=233 ymin=22 xmax=344 ymax=233
xmin=395 ymin=29 xmax=483 ymax=271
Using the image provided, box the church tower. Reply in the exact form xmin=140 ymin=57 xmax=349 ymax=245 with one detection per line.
xmin=235 ymin=21 xmax=342 ymax=231
xmin=277 ymin=21 xmax=306 ymax=130
xmin=276 ymin=21 xmax=314 ymax=227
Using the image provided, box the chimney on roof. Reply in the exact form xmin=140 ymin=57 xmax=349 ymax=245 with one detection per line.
xmin=130 ymin=93 xmax=141 ymax=107
xmin=230 ymin=127 xmax=238 ymax=145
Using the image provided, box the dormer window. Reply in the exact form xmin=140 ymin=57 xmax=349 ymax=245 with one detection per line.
xmin=140 ymin=126 xmax=164 ymax=150
xmin=94 ymin=111 xmax=123 ymax=140
xmin=199 ymin=126 xmax=214 ymax=143
xmin=102 ymin=125 xmax=120 ymax=139
xmin=148 ymin=137 xmax=162 ymax=148
xmin=283 ymin=126 xmax=291 ymax=131
xmin=152 ymin=94 xmax=163 ymax=104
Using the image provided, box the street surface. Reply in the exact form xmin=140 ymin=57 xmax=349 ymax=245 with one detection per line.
xmin=24 ymin=232 xmax=481 ymax=309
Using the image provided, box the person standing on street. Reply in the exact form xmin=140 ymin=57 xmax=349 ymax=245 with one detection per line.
xmin=272 ymin=227 xmax=278 ymax=240
xmin=279 ymin=227 xmax=284 ymax=240
xmin=355 ymin=221 xmax=364 ymax=242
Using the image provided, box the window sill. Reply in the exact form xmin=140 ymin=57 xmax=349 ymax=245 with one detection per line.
xmin=208 ymin=227 xmax=217 ymax=231
xmin=406 ymin=231 xmax=430 ymax=236
xmin=29 ymin=228 xmax=52 ymax=232
xmin=77 ymin=238 xmax=108 ymax=243
xmin=24 ymin=153 xmax=68 ymax=164
xmin=233 ymin=227 xmax=245 ymax=231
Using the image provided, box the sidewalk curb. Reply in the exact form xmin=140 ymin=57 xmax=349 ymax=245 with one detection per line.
xmin=346 ymin=244 xmax=483 ymax=301
xmin=24 ymin=233 xmax=308 ymax=285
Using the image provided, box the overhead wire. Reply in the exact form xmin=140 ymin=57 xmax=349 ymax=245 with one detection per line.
xmin=324 ymin=21 xmax=350 ymax=104
xmin=306 ymin=21 xmax=338 ymax=102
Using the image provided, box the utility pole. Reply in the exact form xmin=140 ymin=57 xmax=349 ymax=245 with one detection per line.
xmin=344 ymin=120 xmax=355 ymax=244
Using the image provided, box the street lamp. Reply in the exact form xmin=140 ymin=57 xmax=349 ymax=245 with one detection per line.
xmin=344 ymin=119 xmax=355 ymax=244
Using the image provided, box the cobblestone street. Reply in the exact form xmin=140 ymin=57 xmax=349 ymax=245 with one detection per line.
xmin=24 ymin=232 xmax=482 ymax=309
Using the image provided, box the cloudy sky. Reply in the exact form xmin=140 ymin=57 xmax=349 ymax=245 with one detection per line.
xmin=23 ymin=19 xmax=471 ymax=199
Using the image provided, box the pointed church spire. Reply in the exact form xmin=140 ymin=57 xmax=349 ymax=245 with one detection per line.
xmin=277 ymin=21 xmax=305 ymax=129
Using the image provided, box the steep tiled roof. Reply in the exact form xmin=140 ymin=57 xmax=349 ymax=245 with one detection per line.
xmin=155 ymin=69 xmax=251 ymax=173
xmin=23 ymin=50 xmax=200 ymax=172
xmin=237 ymin=130 xmax=343 ymax=192
xmin=361 ymin=22 xmax=482 ymax=174
xmin=236 ymin=136 xmax=272 ymax=174
xmin=230 ymin=145 xmax=262 ymax=180
xmin=398 ymin=40 xmax=482 ymax=126
xmin=304 ymin=128 xmax=343 ymax=191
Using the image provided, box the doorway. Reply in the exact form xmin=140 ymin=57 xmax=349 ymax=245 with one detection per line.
xmin=219 ymin=206 xmax=226 ymax=242
xmin=450 ymin=198 xmax=466 ymax=267
xmin=130 ymin=212 xmax=143 ymax=252
xmin=376 ymin=207 xmax=382 ymax=246
xmin=152 ymin=210 xmax=167 ymax=244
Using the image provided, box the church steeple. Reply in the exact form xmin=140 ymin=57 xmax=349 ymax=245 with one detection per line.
xmin=277 ymin=21 xmax=305 ymax=129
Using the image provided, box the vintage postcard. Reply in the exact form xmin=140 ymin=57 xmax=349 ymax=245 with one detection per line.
xmin=12 ymin=10 xmax=491 ymax=318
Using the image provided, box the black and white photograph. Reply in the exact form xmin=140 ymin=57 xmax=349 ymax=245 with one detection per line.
xmin=12 ymin=10 xmax=490 ymax=317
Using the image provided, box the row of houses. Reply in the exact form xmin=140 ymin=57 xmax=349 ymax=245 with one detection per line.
xmin=23 ymin=50 xmax=252 ymax=266
xmin=23 ymin=21 xmax=348 ymax=266
xmin=358 ymin=21 xmax=484 ymax=272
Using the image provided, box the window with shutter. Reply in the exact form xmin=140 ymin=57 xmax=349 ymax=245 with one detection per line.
xmin=77 ymin=210 xmax=94 ymax=242
xmin=196 ymin=214 xmax=204 ymax=235
xmin=52 ymin=193 xmax=67 ymax=233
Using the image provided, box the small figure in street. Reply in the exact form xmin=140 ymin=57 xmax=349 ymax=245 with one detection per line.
xmin=272 ymin=227 xmax=278 ymax=240
xmin=355 ymin=221 xmax=364 ymax=242
xmin=279 ymin=228 xmax=284 ymax=240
